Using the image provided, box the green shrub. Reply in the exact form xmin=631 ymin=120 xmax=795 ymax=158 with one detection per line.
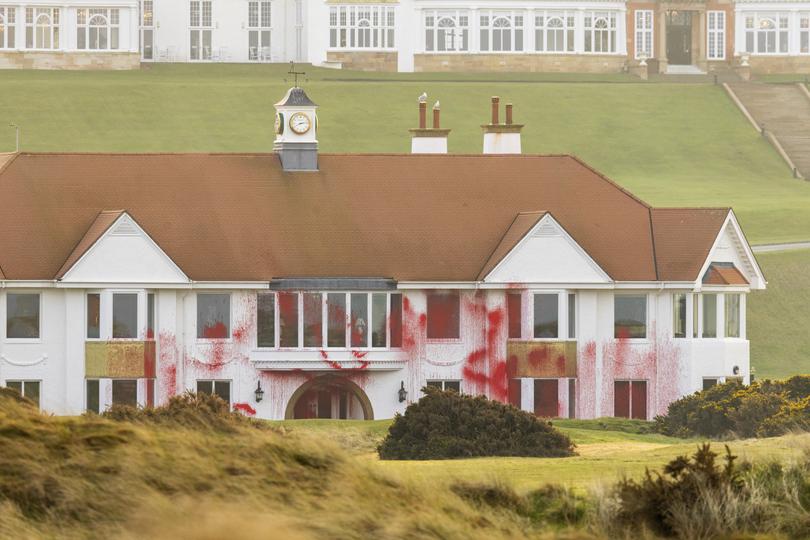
xmin=655 ymin=376 xmax=810 ymax=438
xmin=377 ymin=387 xmax=575 ymax=460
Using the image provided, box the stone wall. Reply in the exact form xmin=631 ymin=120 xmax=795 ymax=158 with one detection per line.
xmin=749 ymin=56 xmax=810 ymax=75
xmin=326 ymin=51 xmax=398 ymax=72
xmin=0 ymin=51 xmax=140 ymax=70
xmin=414 ymin=53 xmax=626 ymax=73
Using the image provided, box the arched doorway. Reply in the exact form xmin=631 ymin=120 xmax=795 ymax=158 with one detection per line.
xmin=284 ymin=375 xmax=374 ymax=420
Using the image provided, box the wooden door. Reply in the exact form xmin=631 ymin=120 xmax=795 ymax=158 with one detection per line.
xmin=666 ymin=11 xmax=692 ymax=65
xmin=614 ymin=381 xmax=630 ymax=418
xmin=534 ymin=379 xmax=559 ymax=417
xmin=631 ymin=381 xmax=648 ymax=420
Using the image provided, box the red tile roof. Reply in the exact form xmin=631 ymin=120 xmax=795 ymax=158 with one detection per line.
xmin=55 ymin=210 xmax=125 ymax=279
xmin=703 ymin=263 xmax=749 ymax=285
xmin=477 ymin=211 xmax=546 ymax=280
xmin=0 ymin=152 xmax=733 ymax=283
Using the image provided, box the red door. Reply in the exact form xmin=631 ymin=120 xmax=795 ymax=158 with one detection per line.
xmin=631 ymin=381 xmax=648 ymax=420
xmin=508 ymin=379 xmax=522 ymax=409
xmin=534 ymin=379 xmax=559 ymax=417
xmin=614 ymin=381 xmax=648 ymax=419
xmin=614 ymin=381 xmax=630 ymax=418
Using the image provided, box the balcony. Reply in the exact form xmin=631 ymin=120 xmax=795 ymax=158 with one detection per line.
xmin=85 ymin=341 xmax=156 ymax=378
xmin=507 ymin=340 xmax=578 ymax=378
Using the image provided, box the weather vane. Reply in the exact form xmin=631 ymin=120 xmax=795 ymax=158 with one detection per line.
xmin=287 ymin=61 xmax=306 ymax=87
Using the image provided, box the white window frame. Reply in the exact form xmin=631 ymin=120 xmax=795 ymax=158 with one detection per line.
xmin=479 ymin=10 xmax=524 ymax=52
xmin=425 ymin=380 xmax=462 ymax=393
xmin=423 ymin=9 xmax=469 ymax=53
xmin=0 ymin=7 xmax=16 ymax=49
xmin=189 ymin=0 xmax=213 ymax=61
xmin=247 ymin=0 xmax=271 ymax=61
xmin=4 ymin=291 xmax=42 ymax=343
xmin=535 ymin=11 xmax=575 ymax=53
xmin=196 ymin=292 xmax=232 ymax=341
xmin=613 ymin=293 xmax=648 ymax=341
xmin=584 ymin=11 xmax=617 ymax=54
xmin=196 ymin=379 xmax=232 ymax=405
xmin=141 ymin=0 xmax=155 ymax=61
xmin=530 ymin=290 xmax=576 ymax=341
xmin=329 ymin=4 xmax=395 ymax=50
xmin=800 ymin=13 xmax=810 ymax=54
xmin=744 ymin=12 xmax=790 ymax=55
xmin=77 ymin=8 xmax=120 ymax=51
xmin=634 ymin=9 xmax=653 ymax=59
xmin=25 ymin=7 xmax=60 ymax=50
xmin=707 ymin=10 xmax=725 ymax=60
xmin=5 ymin=380 xmax=41 ymax=408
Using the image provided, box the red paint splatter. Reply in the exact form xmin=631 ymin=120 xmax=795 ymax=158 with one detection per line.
xmin=233 ymin=402 xmax=257 ymax=416
xmin=461 ymin=292 xmax=508 ymax=402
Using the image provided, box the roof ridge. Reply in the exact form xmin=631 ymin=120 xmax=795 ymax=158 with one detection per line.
xmin=12 ymin=151 xmax=580 ymax=158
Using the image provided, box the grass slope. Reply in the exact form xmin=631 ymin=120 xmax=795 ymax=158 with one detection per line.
xmin=0 ymin=64 xmax=809 ymax=243
xmin=749 ymin=249 xmax=810 ymax=379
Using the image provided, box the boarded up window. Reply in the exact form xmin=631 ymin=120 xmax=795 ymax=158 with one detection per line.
xmin=427 ymin=291 xmax=460 ymax=339
xmin=507 ymin=293 xmax=521 ymax=338
xmin=533 ymin=379 xmax=558 ymax=417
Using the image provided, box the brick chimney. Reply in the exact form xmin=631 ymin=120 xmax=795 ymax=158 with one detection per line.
xmin=410 ymin=93 xmax=450 ymax=154
xmin=482 ymin=96 xmax=523 ymax=154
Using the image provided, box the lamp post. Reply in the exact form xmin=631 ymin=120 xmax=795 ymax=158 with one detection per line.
xmin=254 ymin=380 xmax=264 ymax=402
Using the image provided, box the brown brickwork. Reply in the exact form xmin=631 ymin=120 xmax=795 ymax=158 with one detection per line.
xmin=0 ymin=51 xmax=140 ymax=70
xmin=414 ymin=53 xmax=625 ymax=73
xmin=749 ymin=56 xmax=810 ymax=74
xmin=326 ymin=51 xmax=398 ymax=72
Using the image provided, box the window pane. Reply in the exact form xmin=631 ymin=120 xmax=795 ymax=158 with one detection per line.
xmin=425 ymin=380 xmax=443 ymax=390
xmin=350 ymin=293 xmax=368 ymax=347
xmin=614 ymin=295 xmax=646 ymax=339
xmin=214 ymin=380 xmax=231 ymax=404
xmin=197 ymin=294 xmax=230 ymax=339
xmin=196 ymin=380 xmax=214 ymax=395
xmin=112 ymin=379 xmax=138 ymax=407
xmin=278 ymin=292 xmax=299 ymax=347
xmin=86 ymin=379 xmax=99 ymax=413
xmin=703 ymin=294 xmax=717 ymax=338
xmin=389 ymin=293 xmax=402 ymax=348
xmin=426 ymin=291 xmax=460 ymax=339
xmin=568 ymin=293 xmax=576 ymax=339
xmin=112 ymin=293 xmax=138 ymax=339
xmin=303 ymin=293 xmax=322 ymax=347
xmin=147 ymin=293 xmax=155 ymax=339
xmin=24 ymin=381 xmax=40 ymax=407
xmin=693 ymin=295 xmax=699 ymax=338
xmin=6 ymin=381 xmax=23 ymax=395
xmin=327 ymin=293 xmax=347 ymax=347
xmin=371 ymin=293 xmax=387 ymax=348
xmin=257 ymin=293 xmax=275 ymax=347
xmin=673 ymin=293 xmax=687 ymax=338
xmin=87 ymin=293 xmax=100 ymax=339
xmin=725 ymin=294 xmax=740 ymax=338
xmin=533 ymin=294 xmax=558 ymax=338
xmin=507 ymin=293 xmax=521 ymax=338
xmin=444 ymin=380 xmax=461 ymax=393
xmin=703 ymin=378 xmax=718 ymax=390
xmin=7 ymin=293 xmax=40 ymax=339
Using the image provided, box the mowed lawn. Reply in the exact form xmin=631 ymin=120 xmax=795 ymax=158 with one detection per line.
xmin=275 ymin=418 xmax=810 ymax=492
xmin=0 ymin=64 xmax=809 ymax=244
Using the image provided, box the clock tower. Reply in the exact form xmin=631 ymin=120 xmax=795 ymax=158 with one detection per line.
xmin=273 ymin=85 xmax=318 ymax=171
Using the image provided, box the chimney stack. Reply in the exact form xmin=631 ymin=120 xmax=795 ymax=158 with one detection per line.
xmin=481 ymin=96 xmax=523 ymax=154
xmin=409 ymin=93 xmax=450 ymax=154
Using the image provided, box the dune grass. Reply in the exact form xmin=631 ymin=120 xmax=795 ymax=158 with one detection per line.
xmin=0 ymin=64 xmax=809 ymax=244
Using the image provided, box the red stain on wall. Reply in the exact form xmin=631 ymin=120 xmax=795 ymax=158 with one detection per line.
xmin=461 ymin=293 xmax=508 ymax=402
xmin=577 ymin=340 xmax=597 ymax=419
xmin=158 ymin=331 xmax=178 ymax=403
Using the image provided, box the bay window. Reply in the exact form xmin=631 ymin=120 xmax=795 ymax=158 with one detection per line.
xmin=0 ymin=7 xmax=16 ymax=49
xmin=480 ymin=11 xmax=523 ymax=52
xmin=25 ymin=7 xmax=59 ymax=50
xmin=635 ymin=10 xmax=653 ymax=59
xmin=329 ymin=5 xmax=395 ymax=49
xmin=745 ymin=13 xmax=789 ymax=54
xmin=424 ymin=10 xmax=468 ymax=52
xmin=535 ymin=12 xmax=574 ymax=53
xmin=6 ymin=293 xmax=40 ymax=339
xmin=258 ymin=292 xmax=403 ymax=349
xmin=707 ymin=11 xmax=725 ymax=60
xmin=77 ymin=8 xmax=119 ymax=50
xmin=585 ymin=11 xmax=616 ymax=53
xmin=614 ymin=295 xmax=646 ymax=339
xmin=248 ymin=1 xmax=271 ymax=61
xmin=197 ymin=293 xmax=230 ymax=339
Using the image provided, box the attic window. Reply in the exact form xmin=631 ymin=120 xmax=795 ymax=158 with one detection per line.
xmin=427 ymin=291 xmax=460 ymax=340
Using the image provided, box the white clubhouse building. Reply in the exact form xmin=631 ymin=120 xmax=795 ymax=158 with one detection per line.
xmin=0 ymin=87 xmax=765 ymax=420
xmin=1 ymin=0 xmax=810 ymax=73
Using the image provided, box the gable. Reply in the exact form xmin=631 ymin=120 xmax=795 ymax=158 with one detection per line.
xmin=698 ymin=211 xmax=765 ymax=290
xmin=484 ymin=214 xmax=612 ymax=284
xmin=59 ymin=213 xmax=189 ymax=284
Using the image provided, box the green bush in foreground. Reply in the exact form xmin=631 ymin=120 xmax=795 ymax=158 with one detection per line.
xmin=655 ymin=375 xmax=810 ymax=438
xmin=377 ymin=387 xmax=576 ymax=460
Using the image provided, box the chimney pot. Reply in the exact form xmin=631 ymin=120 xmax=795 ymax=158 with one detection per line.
xmin=432 ymin=102 xmax=440 ymax=129
xmin=418 ymin=101 xmax=427 ymax=129
xmin=505 ymin=104 xmax=513 ymax=125
xmin=491 ymin=96 xmax=500 ymax=125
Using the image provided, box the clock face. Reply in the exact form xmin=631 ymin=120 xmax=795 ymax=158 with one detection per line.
xmin=289 ymin=112 xmax=311 ymax=135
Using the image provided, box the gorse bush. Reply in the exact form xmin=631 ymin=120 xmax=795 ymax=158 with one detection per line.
xmin=377 ymin=387 xmax=575 ymax=460
xmin=655 ymin=375 xmax=810 ymax=438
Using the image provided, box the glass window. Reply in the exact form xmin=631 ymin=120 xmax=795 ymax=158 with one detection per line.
xmin=248 ymin=1 xmax=272 ymax=61
xmin=479 ymin=11 xmax=523 ymax=52
xmin=0 ymin=7 xmax=16 ymax=49
xmin=146 ymin=293 xmax=155 ymax=339
xmin=257 ymin=293 xmax=275 ymax=348
xmin=6 ymin=293 xmax=40 ymax=339
xmin=327 ymin=293 xmax=347 ymax=347
xmin=801 ymin=14 xmax=810 ymax=54
xmin=350 ymin=293 xmax=368 ymax=347
xmin=725 ymin=294 xmax=741 ymax=338
xmin=6 ymin=380 xmax=40 ymax=407
xmin=693 ymin=294 xmax=699 ymax=338
xmin=614 ymin=295 xmax=647 ymax=339
xmin=507 ymin=293 xmax=521 ymax=338
xmin=702 ymin=294 xmax=717 ymax=338
xmin=197 ymin=379 xmax=231 ymax=404
xmin=426 ymin=380 xmax=460 ymax=392
xmin=568 ymin=293 xmax=576 ymax=339
xmin=426 ymin=291 xmax=460 ymax=339
xmin=585 ymin=11 xmax=617 ymax=53
xmin=25 ymin=7 xmax=59 ymax=49
xmin=303 ymin=293 xmax=323 ymax=348
xmin=113 ymin=293 xmax=138 ymax=339
xmin=76 ymin=8 xmax=120 ymax=50
xmin=86 ymin=379 xmax=99 ymax=413
xmin=707 ymin=11 xmax=725 ymax=60
xmin=673 ymin=293 xmax=687 ymax=338
xmin=87 ymin=293 xmax=100 ymax=339
xmin=112 ymin=379 xmax=137 ymax=407
xmin=371 ymin=293 xmax=387 ymax=348
xmin=197 ymin=293 xmax=230 ymax=339
xmin=329 ymin=5 xmax=395 ymax=49
xmin=278 ymin=292 xmax=299 ymax=347
xmin=702 ymin=378 xmax=719 ymax=390
xmin=424 ymin=10 xmax=469 ymax=52
xmin=635 ymin=10 xmax=653 ymax=58
xmin=535 ymin=12 xmax=575 ymax=53
xmin=746 ymin=12 xmax=790 ymax=54
xmin=389 ymin=293 xmax=403 ymax=348
xmin=533 ymin=294 xmax=558 ymax=338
